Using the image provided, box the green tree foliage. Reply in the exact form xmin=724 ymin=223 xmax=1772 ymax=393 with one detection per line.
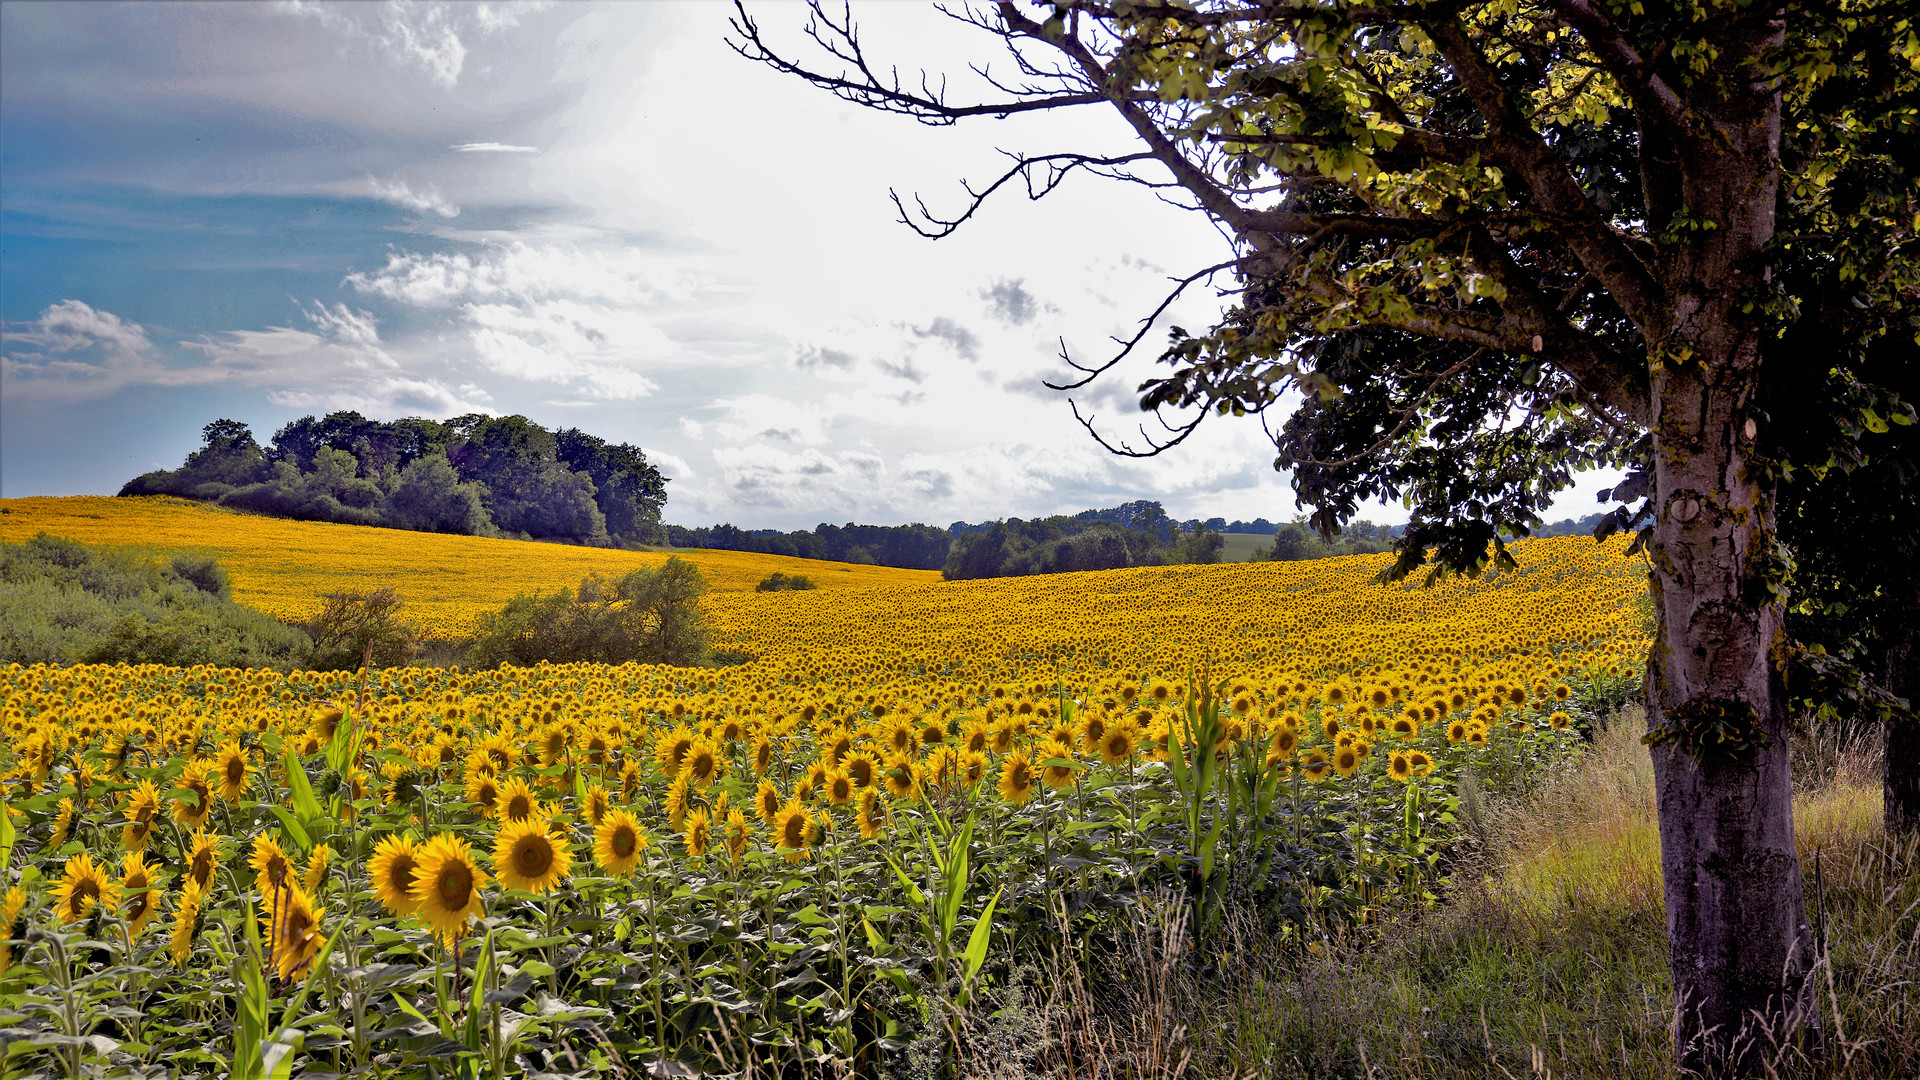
xmin=556 ymin=428 xmax=669 ymax=544
xmin=119 ymin=411 xmax=669 ymax=546
xmin=755 ymin=571 xmax=818 ymax=591
xmin=743 ymin=0 xmax=1918 ymax=1062
xmin=381 ymin=453 xmax=494 ymax=535
xmin=942 ymin=513 xmax=1224 ymax=580
xmin=303 ymin=587 xmax=419 ymax=672
xmin=466 ymin=557 xmax=709 ymax=667
xmin=665 ymin=521 xmax=953 ymax=569
xmin=0 ymin=534 xmax=307 ymax=668
xmin=120 ymin=418 xmax=269 ymax=501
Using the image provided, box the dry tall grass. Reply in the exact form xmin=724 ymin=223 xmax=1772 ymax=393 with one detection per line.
xmin=969 ymin=711 xmax=1919 ymax=1080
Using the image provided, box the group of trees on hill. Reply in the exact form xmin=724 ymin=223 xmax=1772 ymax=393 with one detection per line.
xmin=121 ymin=413 xmax=668 ymax=546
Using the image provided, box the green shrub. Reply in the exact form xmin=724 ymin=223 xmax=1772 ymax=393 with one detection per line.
xmin=467 ymin=556 xmax=708 ymax=667
xmin=302 ymin=587 xmax=419 ymax=671
xmin=0 ymin=533 xmax=307 ymax=668
xmin=755 ymin=571 xmax=818 ymax=591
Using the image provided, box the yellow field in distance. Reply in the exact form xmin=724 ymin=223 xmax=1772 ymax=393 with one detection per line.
xmin=0 ymin=496 xmax=937 ymax=638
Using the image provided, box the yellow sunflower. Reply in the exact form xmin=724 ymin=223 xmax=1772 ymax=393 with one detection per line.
xmin=216 ymin=741 xmax=250 ymax=801
xmin=494 ymin=777 xmax=538 ymax=823
xmin=1099 ymin=727 xmax=1136 ymax=765
xmin=122 ymin=779 xmax=160 ymax=851
xmin=303 ymin=844 xmax=332 ymax=893
xmin=883 ymin=757 xmax=920 ymax=800
xmin=682 ymin=742 xmax=724 ymax=787
xmin=754 ymin=780 xmax=783 ymax=826
xmin=492 ymin=819 xmax=571 ymax=894
xmin=772 ymin=800 xmax=813 ymax=863
xmin=723 ymin=810 xmax=750 ymax=862
xmin=173 ymin=760 xmax=215 ymax=828
xmin=168 ymin=883 xmax=202 ymax=969
xmin=186 ymin=829 xmax=220 ymax=893
xmin=120 ymin=852 xmax=160 ymax=935
xmin=54 ymin=852 xmax=117 ymax=924
xmin=1406 ymin=750 xmax=1435 ymax=777
xmin=1332 ymin=745 xmax=1361 ymax=777
xmin=264 ymin=883 xmax=325 ymax=983
xmin=48 ymin=797 xmax=74 ymax=849
xmin=1300 ymin=749 xmax=1333 ymax=782
xmin=583 ymin=784 xmax=612 ymax=827
xmin=368 ymin=834 xmax=422 ymax=916
xmin=410 ymin=835 xmax=488 ymax=944
xmin=0 ymin=886 xmax=28 ymax=974
xmin=1387 ymin=753 xmax=1414 ymax=783
xmin=593 ymin=808 xmax=648 ymax=876
xmin=682 ymin=810 xmax=711 ymax=858
xmin=250 ymin=833 xmax=295 ymax=896
xmin=825 ymin=769 xmax=855 ymax=807
xmin=1038 ymin=742 xmax=1077 ymax=790
xmin=997 ymin=751 xmax=1036 ymax=806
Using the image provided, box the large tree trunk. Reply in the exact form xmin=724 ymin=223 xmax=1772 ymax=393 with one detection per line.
xmin=1646 ymin=374 xmax=1815 ymax=1074
xmin=1644 ymin=11 xmax=1814 ymax=1071
xmin=1887 ymin=605 xmax=1920 ymax=835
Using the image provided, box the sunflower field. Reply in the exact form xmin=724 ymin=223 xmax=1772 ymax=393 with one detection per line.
xmin=0 ymin=503 xmax=1649 ymax=1078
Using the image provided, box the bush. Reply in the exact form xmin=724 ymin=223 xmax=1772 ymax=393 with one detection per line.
xmin=755 ymin=571 xmax=818 ymax=592
xmin=467 ymin=556 xmax=708 ymax=667
xmin=0 ymin=534 xmax=307 ymax=668
xmin=303 ymin=587 xmax=419 ymax=671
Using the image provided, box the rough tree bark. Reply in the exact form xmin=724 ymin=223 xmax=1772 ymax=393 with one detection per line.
xmin=1642 ymin=9 xmax=1815 ymax=1068
xmin=1888 ymin=597 xmax=1920 ymax=835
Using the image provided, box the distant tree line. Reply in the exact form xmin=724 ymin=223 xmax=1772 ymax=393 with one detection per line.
xmin=662 ymin=522 xmax=951 ymax=570
xmin=120 ymin=413 xmax=668 ymax=546
xmin=943 ymin=501 xmax=1225 ymax=580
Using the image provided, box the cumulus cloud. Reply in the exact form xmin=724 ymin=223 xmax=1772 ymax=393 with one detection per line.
xmin=1 ymin=297 xmax=484 ymax=415
xmin=793 ymin=344 xmax=856 ymax=371
xmin=911 ymin=316 xmax=980 ymax=361
xmin=875 ymin=356 xmax=926 ymax=384
xmin=980 ymin=278 xmax=1048 ymax=326
xmin=281 ymin=0 xmax=553 ymax=88
xmin=344 ymin=241 xmax=694 ymax=399
xmin=181 ymin=301 xmax=488 ymax=414
xmin=1 ymin=300 xmax=166 ymax=398
xmin=368 ymin=176 xmax=460 ymax=218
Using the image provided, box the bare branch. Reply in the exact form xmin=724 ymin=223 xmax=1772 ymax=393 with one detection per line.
xmin=890 ymin=151 xmax=1159 ymax=239
xmin=1070 ymin=398 xmax=1207 ymax=458
xmin=1045 ymin=257 xmax=1250 ymax=391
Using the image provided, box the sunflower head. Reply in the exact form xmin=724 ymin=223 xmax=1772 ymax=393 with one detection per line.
xmin=594 ymin=808 xmax=647 ymax=876
xmin=772 ymin=801 xmax=812 ymax=863
xmin=264 ymin=883 xmax=325 ymax=983
xmin=368 ymin=834 xmax=422 ymax=916
xmin=493 ymin=819 xmax=571 ymax=894
xmin=682 ymin=810 xmax=711 ymax=858
xmin=120 ymin=852 xmax=159 ymax=934
xmin=997 ymin=752 xmax=1035 ymax=806
xmin=54 ymin=852 xmax=117 ymax=924
xmin=410 ymin=835 xmax=488 ymax=944
xmin=1388 ymin=753 xmax=1413 ymax=782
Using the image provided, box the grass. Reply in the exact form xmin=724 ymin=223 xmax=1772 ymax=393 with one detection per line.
xmin=985 ymin=710 xmax=1920 ymax=1080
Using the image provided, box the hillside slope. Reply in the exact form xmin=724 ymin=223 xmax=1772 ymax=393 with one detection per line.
xmin=0 ymin=496 xmax=938 ymax=637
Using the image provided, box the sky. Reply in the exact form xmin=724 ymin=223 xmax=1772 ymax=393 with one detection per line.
xmin=0 ymin=0 xmax=1619 ymax=529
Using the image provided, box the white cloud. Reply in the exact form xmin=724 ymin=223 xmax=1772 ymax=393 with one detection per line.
xmin=281 ymin=0 xmax=554 ymax=88
xmin=1 ymin=300 xmax=167 ymax=399
xmin=368 ymin=176 xmax=460 ymax=218
xmin=451 ymin=142 xmax=539 ymax=154
xmin=343 ymin=241 xmax=716 ymax=399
